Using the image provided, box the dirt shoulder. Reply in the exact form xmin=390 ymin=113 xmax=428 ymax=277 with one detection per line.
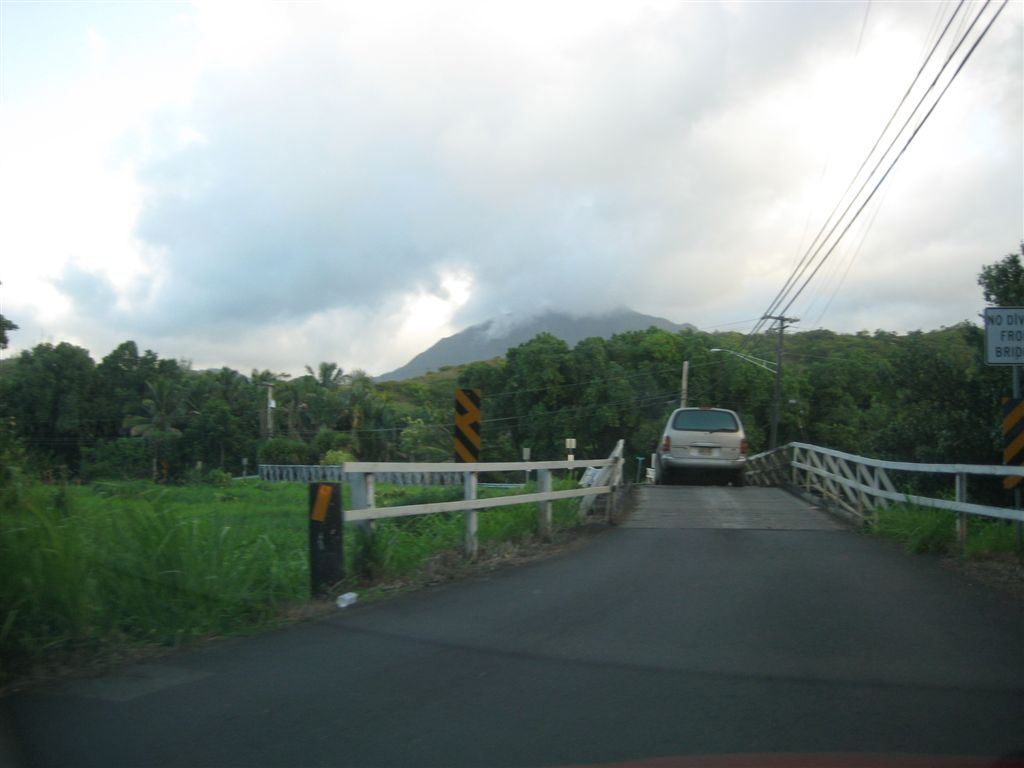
xmin=942 ymin=553 xmax=1024 ymax=601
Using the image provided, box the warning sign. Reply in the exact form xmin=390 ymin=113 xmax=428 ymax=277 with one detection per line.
xmin=1003 ymin=398 xmax=1024 ymax=490
xmin=454 ymin=388 xmax=481 ymax=463
xmin=984 ymin=307 xmax=1024 ymax=365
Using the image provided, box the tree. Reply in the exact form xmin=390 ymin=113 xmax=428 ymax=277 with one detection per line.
xmin=0 ymin=312 xmax=17 ymax=350
xmin=978 ymin=242 xmax=1024 ymax=306
xmin=305 ymin=362 xmax=347 ymax=389
xmin=124 ymin=379 xmax=185 ymax=480
xmin=0 ymin=342 xmax=96 ymax=470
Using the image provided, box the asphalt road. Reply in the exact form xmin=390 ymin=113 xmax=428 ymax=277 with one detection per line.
xmin=5 ymin=486 xmax=1024 ymax=767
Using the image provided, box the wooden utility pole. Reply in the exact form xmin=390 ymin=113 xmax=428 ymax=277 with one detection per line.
xmin=680 ymin=360 xmax=690 ymax=408
xmin=762 ymin=315 xmax=798 ymax=451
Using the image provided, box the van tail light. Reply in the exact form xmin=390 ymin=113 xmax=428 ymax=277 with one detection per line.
xmin=740 ymin=439 xmax=749 ymax=456
xmin=661 ymin=436 xmax=671 ymax=453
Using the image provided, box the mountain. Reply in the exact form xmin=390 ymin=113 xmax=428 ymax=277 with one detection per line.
xmin=377 ymin=309 xmax=696 ymax=381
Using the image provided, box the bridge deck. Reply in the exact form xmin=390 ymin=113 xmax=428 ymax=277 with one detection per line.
xmin=624 ymin=485 xmax=843 ymax=530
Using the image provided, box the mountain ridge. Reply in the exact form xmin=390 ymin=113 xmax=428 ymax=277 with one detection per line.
xmin=377 ymin=309 xmax=696 ymax=381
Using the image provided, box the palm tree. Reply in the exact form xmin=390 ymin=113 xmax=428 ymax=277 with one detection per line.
xmin=124 ymin=379 xmax=183 ymax=481
xmin=304 ymin=362 xmax=347 ymax=389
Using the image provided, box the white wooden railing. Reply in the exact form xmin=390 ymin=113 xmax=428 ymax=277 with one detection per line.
xmin=266 ymin=441 xmax=625 ymax=558
xmin=747 ymin=442 xmax=1024 ymax=542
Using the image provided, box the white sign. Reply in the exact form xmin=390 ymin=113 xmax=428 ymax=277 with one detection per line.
xmin=984 ymin=307 xmax=1024 ymax=365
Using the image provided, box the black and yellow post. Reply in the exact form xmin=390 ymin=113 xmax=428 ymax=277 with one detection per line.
xmin=308 ymin=482 xmax=343 ymax=597
xmin=1002 ymin=398 xmax=1024 ymax=490
xmin=454 ymin=388 xmax=482 ymax=463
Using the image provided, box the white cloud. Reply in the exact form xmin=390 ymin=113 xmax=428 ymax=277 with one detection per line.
xmin=1 ymin=1 xmax=1020 ymax=374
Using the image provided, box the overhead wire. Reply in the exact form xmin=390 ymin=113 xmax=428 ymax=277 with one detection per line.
xmin=809 ymin=179 xmax=891 ymax=327
xmin=776 ymin=0 xmax=1008 ymax=320
xmin=750 ymin=0 xmax=1007 ymax=335
xmin=748 ymin=0 xmax=968 ymax=338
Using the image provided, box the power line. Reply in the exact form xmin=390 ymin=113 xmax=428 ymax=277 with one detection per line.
xmin=749 ymin=0 xmax=973 ymax=338
xmin=775 ymin=0 xmax=1008 ymax=321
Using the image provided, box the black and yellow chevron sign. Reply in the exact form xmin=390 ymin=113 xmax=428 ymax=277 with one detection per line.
xmin=454 ymin=388 xmax=481 ymax=463
xmin=1003 ymin=397 xmax=1024 ymax=490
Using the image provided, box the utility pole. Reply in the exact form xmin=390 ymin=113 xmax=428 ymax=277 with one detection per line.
xmin=264 ymin=383 xmax=275 ymax=439
xmin=1015 ymin=366 xmax=1022 ymax=548
xmin=680 ymin=360 xmax=690 ymax=408
xmin=763 ymin=315 xmax=798 ymax=451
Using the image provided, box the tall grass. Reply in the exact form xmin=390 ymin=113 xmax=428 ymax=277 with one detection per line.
xmin=870 ymin=502 xmax=1021 ymax=558
xmin=1 ymin=477 xmax=586 ymax=683
xmin=1 ymin=482 xmax=309 ymax=682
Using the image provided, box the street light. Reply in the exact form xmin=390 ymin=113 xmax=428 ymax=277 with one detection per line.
xmin=710 ymin=347 xmax=783 ymax=451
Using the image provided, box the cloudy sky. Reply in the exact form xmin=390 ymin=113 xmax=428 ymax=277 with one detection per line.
xmin=1 ymin=1 xmax=1021 ymax=376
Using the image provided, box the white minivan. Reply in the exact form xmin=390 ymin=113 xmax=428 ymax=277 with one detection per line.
xmin=654 ymin=407 xmax=748 ymax=486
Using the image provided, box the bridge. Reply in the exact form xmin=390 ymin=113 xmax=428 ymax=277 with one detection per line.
xmin=7 ymin=442 xmax=1024 ymax=766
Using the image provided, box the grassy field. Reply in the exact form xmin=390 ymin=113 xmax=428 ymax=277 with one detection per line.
xmin=0 ymin=477 xmax=584 ymax=685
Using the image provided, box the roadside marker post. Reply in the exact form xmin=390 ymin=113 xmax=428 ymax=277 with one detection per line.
xmin=308 ymin=482 xmax=343 ymax=597
xmin=454 ymin=389 xmax=481 ymax=559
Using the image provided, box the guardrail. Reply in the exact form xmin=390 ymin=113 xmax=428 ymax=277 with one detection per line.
xmin=276 ymin=441 xmax=625 ymax=560
xmin=259 ymin=464 xmax=468 ymax=485
xmin=348 ymin=440 xmax=625 ymax=558
xmin=747 ymin=442 xmax=1024 ymax=543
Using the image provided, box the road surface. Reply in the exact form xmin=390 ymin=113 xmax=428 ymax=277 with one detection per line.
xmin=5 ymin=485 xmax=1023 ymax=766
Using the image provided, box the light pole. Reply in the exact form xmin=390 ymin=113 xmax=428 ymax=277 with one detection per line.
xmin=709 ymin=347 xmax=782 ymax=450
xmin=762 ymin=316 xmax=798 ymax=450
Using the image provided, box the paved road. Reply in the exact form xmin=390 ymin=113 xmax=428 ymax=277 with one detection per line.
xmin=5 ymin=486 xmax=1024 ymax=767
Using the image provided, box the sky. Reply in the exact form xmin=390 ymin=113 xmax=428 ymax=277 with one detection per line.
xmin=1 ymin=0 xmax=1021 ymax=377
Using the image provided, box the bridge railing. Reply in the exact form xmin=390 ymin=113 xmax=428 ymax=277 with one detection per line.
xmin=264 ymin=441 xmax=625 ymax=558
xmin=747 ymin=442 xmax=1024 ymax=540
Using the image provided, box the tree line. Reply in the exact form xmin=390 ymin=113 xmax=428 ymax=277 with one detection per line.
xmin=0 ymin=245 xmax=1020 ymax=484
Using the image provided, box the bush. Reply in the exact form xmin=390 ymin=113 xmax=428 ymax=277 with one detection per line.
xmin=321 ymin=449 xmax=357 ymax=465
xmin=80 ymin=438 xmax=151 ymax=481
xmin=206 ymin=469 xmax=233 ymax=487
xmin=258 ymin=437 xmax=313 ymax=465
xmin=312 ymin=429 xmax=356 ymax=459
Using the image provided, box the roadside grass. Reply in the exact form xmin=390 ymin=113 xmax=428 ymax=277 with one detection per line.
xmin=869 ymin=502 xmax=1021 ymax=558
xmin=0 ymin=477 xmax=584 ymax=685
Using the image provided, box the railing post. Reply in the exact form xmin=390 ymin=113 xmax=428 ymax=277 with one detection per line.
xmin=956 ymin=472 xmax=967 ymax=550
xmin=349 ymin=472 xmax=373 ymax=516
xmin=464 ymin=471 xmax=478 ymax=560
xmin=538 ymin=469 xmax=552 ymax=541
xmin=607 ymin=453 xmax=624 ymax=522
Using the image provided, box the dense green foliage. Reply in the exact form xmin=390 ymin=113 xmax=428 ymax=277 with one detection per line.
xmin=978 ymin=243 xmax=1024 ymax=306
xmin=0 ymin=312 xmax=16 ymax=350
xmin=0 ymin=323 xmax=1012 ymax=482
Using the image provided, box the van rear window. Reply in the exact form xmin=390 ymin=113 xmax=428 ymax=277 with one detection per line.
xmin=672 ymin=410 xmax=738 ymax=432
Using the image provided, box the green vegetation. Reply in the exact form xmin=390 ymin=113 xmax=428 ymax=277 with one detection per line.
xmin=0 ymin=322 xmax=1013 ymax=480
xmin=0 ymin=476 xmax=581 ymax=685
xmin=870 ymin=502 xmax=1020 ymax=558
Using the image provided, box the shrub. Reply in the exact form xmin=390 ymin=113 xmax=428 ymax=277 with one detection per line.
xmin=206 ymin=469 xmax=233 ymax=487
xmin=321 ymin=449 xmax=357 ymax=465
xmin=312 ymin=429 xmax=356 ymax=458
xmin=80 ymin=438 xmax=151 ymax=481
xmin=258 ymin=437 xmax=313 ymax=465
